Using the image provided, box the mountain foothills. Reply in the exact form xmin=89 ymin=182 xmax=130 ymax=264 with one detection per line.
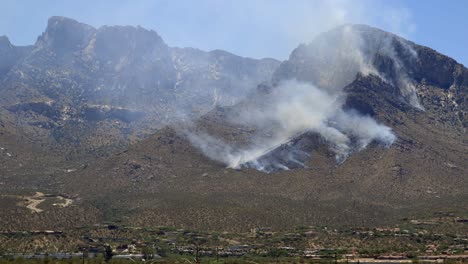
xmin=0 ymin=17 xmax=466 ymax=233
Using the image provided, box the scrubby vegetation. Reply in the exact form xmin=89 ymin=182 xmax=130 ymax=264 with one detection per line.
xmin=1 ymin=211 xmax=467 ymax=263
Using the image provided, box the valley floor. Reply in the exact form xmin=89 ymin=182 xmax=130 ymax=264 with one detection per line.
xmin=1 ymin=254 xmax=468 ymax=264
xmin=0 ymin=211 xmax=467 ymax=264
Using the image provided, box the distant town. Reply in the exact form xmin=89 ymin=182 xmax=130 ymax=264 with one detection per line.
xmin=1 ymin=212 xmax=467 ymax=263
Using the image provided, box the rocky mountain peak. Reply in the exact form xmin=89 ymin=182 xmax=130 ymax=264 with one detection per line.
xmin=0 ymin=35 xmax=12 ymax=48
xmin=273 ymin=24 xmax=467 ymax=112
xmin=92 ymin=25 xmax=169 ymax=63
xmin=0 ymin=16 xmax=280 ymax=152
xmin=36 ymin=16 xmax=96 ymax=54
xmin=0 ymin=36 xmax=33 ymax=80
xmin=274 ymin=24 xmax=412 ymax=88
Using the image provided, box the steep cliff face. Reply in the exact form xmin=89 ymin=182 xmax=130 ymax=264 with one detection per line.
xmin=0 ymin=17 xmax=280 ymax=153
xmin=273 ymin=25 xmax=467 ymax=116
xmin=0 ymin=36 xmax=32 ymax=80
xmin=171 ymin=47 xmax=280 ymax=109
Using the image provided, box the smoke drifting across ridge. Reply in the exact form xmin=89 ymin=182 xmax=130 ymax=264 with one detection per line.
xmin=186 ymin=80 xmax=395 ymax=172
xmin=184 ymin=25 xmax=423 ymax=172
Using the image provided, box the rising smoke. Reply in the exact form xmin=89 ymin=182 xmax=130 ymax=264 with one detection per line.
xmin=186 ymin=80 xmax=396 ymax=172
xmin=184 ymin=24 xmax=423 ymax=172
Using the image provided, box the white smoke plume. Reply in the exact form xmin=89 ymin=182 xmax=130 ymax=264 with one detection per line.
xmin=186 ymin=80 xmax=396 ymax=172
xmin=178 ymin=3 xmax=422 ymax=173
xmin=285 ymin=24 xmax=422 ymax=109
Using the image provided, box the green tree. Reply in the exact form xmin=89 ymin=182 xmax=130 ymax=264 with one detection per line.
xmin=104 ymin=245 xmax=113 ymax=262
xmin=142 ymin=246 xmax=154 ymax=260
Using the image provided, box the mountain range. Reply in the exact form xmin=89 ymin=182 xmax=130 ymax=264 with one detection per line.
xmin=0 ymin=17 xmax=466 ymax=232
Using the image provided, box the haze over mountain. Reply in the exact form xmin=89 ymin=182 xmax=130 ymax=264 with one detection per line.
xmin=0 ymin=17 xmax=466 ymax=232
xmin=0 ymin=16 xmax=279 ymax=156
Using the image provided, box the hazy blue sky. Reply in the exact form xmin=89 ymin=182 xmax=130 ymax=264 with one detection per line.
xmin=1 ymin=0 xmax=467 ymax=65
